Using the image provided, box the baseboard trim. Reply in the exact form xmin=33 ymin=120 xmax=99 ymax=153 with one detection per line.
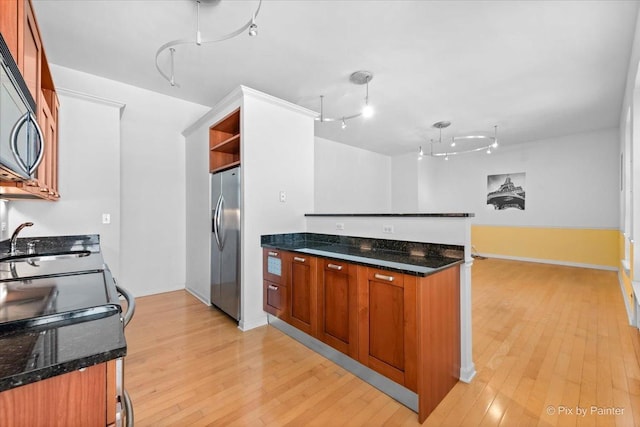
xmin=267 ymin=315 xmax=419 ymax=412
xmin=239 ymin=315 xmax=268 ymax=331
xmin=618 ymin=271 xmax=634 ymax=325
xmin=185 ymin=287 xmax=210 ymax=306
xmin=460 ymin=365 xmax=477 ymax=383
xmin=477 ymin=253 xmax=617 ymax=271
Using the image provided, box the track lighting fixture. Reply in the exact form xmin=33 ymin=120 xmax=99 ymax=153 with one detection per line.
xmin=316 ymin=71 xmax=375 ymax=126
xmin=155 ymin=0 xmax=263 ymax=86
xmin=427 ymin=122 xmax=499 ymax=158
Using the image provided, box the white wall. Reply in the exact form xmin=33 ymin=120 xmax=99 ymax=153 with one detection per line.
xmin=391 ymin=153 xmax=419 ymax=212
xmin=410 ymin=128 xmax=620 ymax=228
xmin=183 ymin=86 xmax=316 ymax=330
xmin=10 ymin=65 xmax=209 ymax=297
xmin=314 ymin=137 xmax=391 ymax=213
xmin=242 ymin=89 xmax=315 ymax=329
xmin=9 ymin=92 xmax=122 ymax=275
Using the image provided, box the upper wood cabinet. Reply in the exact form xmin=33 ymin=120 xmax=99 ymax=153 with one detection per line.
xmin=0 ymin=0 xmax=60 ymax=201
xmin=210 ymin=109 xmax=240 ymax=173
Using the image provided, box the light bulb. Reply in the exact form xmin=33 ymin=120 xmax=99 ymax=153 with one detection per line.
xmin=418 ymin=146 xmax=424 ymax=159
xmin=492 ymin=141 xmax=498 ymax=148
xmin=486 ymin=148 xmax=492 ymax=154
xmin=362 ymin=104 xmax=374 ymax=118
xmin=341 ymin=118 xmax=347 ymax=129
xmin=451 ymin=142 xmax=456 ymax=147
xmin=248 ymin=23 xmax=258 ymax=37
xmin=444 ymin=155 xmax=449 ymax=161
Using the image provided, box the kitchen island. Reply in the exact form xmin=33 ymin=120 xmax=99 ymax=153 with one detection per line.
xmin=261 ymin=232 xmax=465 ymax=423
xmin=0 ymin=235 xmax=129 ymax=427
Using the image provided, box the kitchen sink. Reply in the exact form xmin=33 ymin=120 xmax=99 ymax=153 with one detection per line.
xmin=0 ymin=250 xmax=92 ymax=264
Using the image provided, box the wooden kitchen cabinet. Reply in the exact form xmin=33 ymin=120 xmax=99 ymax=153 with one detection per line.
xmin=0 ymin=360 xmax=117 ymax=427
xmin=287 ymin=252 xmax=317 ymax=336
xmin=0 ymin=0 xmax=60 ymax=201
xmin=210 ymin=108 xmax=240 ymax=173
xmin=0 ymin=0 xmax=22 ymax=63
xmin=357 ymin=267 xmax=418 ymax=390
xmin=262 ymin=247 xmax=461 ymax=423
xmin=316 ymin=258 xmax=358 ymax=358
xmin=35 ymin=88 xmax=60 ymax=198
xmin=262 ymin=249 xmax=288 ymax=320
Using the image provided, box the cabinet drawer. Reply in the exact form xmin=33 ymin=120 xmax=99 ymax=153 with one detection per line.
xmin=263 ymin=248 xmax=284 ymax=285
xmin=367 ymin=268 xmax=404 ymax=287
xmin=263 ymin=280 xmax=287 ymax=319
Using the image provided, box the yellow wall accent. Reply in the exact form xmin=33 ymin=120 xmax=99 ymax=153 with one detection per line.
xmin=472 ymin=225 xmax=619 ymax=268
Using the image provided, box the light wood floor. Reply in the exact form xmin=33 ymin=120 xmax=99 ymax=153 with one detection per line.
xmin=125 ymin=259 xmax=640 ymax=426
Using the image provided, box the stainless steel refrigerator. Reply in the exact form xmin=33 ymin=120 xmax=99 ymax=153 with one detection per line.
xmin=210 ymin=167 xmax=241 ymax=321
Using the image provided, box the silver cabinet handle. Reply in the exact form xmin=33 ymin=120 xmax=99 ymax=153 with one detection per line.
xmin=268 ymin=285 xmax=278 ymax=291
xmin=374 ymin=273 xmax=394 ymax=282
xmin=293 ymin=256 xmax=306 ymax=263
xmin=268 ymin=251 xmax=278 ymax=257
xmin=327 ymin=263 xmax=343 ymax=271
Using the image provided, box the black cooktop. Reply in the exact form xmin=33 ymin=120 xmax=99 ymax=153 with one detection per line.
xmin=0 ymin=270 xmax=120 ymax=333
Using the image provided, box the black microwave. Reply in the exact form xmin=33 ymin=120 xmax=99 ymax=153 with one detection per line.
xmin=0 ymin=33 xmax=44 ymax=182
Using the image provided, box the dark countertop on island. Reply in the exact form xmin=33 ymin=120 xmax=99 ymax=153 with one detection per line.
xmin=0 ymin=234 xmax=126 ymax=392
xmin=261 ymin=232 xmax=464 ymax=276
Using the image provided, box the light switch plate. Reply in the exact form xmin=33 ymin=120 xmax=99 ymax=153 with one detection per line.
xmin=102 ymin=213 xmax=111 ymax=224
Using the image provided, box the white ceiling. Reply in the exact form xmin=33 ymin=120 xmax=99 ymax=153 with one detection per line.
xmin=33 ymin=0 xmax=639 ymax=156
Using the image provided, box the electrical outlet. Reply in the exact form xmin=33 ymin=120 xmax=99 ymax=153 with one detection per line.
xmin=279 ymin=191 xmax=286 ymax=203
xmin=102 ymin=213 xmax=111 ymax=224
xmin=336 ymin=223 xmax=345 ymax=230
xmin=382 ymin=225 xmax=394 ymax=234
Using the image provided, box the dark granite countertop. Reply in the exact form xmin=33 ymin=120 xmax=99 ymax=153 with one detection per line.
xmin=0 ymin=234 xmax=126 ymax=392
xmin=261 ymin=233 xmax=464 ymax=276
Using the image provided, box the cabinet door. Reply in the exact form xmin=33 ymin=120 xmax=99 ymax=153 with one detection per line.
xmin=317 ymin=259 xmax=358 ymax=357
xmin=287 ymin=253 xmax=317 ymax=335
xmin=263 ymin=280 xmax=288 ymax=319
xmin=357 ymin=267 xmax=417 ymax=391
xmin=0 ymin=0 xmax=22 ymax=62
xmin=21 ymin=0 xmax=41 ymax=108
xmin=0 ymin=363 xmax=108 ymax=427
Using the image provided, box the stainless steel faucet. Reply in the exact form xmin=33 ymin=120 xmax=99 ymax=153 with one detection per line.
xmin=10 ymin=222 xmax=33 ymax=255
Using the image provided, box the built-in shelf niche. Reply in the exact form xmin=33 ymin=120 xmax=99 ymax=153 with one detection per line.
xmin=209 ymin=108 xmax=240 ymax=173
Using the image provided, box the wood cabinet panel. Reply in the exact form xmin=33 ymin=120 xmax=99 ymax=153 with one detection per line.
xmin=0 ymin=363 xmax=107 ymax=427
xmin=288 ymin=254 xmax=317 ymax=335
xmin=317 ymin=259 xmax=358 ymax=357
xmin=22 ymin=0 xmax=41 ymax=107
xmin=417 ymin=266 xmax=460 ymax=422
xmin=368 ymin=279 xmax=404 ymax=371
xmin=0 ymin=0 xmax=22 ymax=61
xmin=264 ymin=280 xmax=288 ymax=319
xmin=357 ymin=267 xmax=417 ymax=390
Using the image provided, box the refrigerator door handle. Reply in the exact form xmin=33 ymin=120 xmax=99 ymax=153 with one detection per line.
xmin=218 ymin=195 xmax=226 ymax=250
xmin=213 ymin=195 xmax=223 ymax=251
